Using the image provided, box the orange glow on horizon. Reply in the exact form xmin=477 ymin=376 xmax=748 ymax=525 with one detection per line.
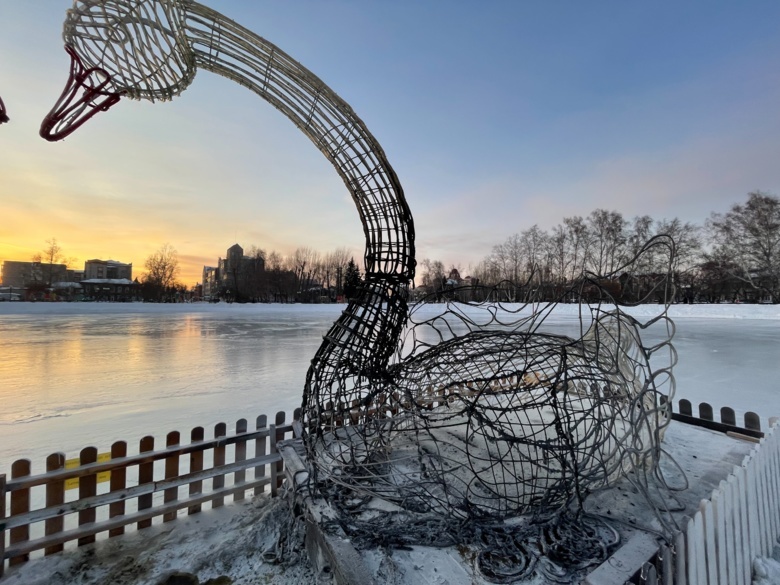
xmin=1 ymin=241 xmax=209 ymax=288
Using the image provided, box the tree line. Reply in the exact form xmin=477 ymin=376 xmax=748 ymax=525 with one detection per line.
xmin=20 ymin=240 xmax=363 ymax=303
xmin=208 ymin=245 xmax=362 ymax=304
xmin=140 ymin=243 xmax=362 ymax=303
xmin=419 ymin=191 xmax=780 ymax=304
xmin=24 ymin=191 xmax=779 ymax=304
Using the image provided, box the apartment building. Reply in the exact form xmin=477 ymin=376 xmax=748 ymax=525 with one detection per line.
xmin=84 ymin=259 xmax=133 ymax=280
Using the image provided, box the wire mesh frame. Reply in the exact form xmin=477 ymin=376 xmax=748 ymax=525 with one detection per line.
xmin=302 ymin=237 xmax=679 ymax=583
xmin=51 ymin=3 xmax=681 ymax=579
xmin=308 ymin=235 xmax=678 ymax=516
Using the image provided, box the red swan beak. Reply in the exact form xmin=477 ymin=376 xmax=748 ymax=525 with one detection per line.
xmin=0 ymin=95 xmax=8 ymax=124
xmin=40 ymin=45 xmax=124 ymax=141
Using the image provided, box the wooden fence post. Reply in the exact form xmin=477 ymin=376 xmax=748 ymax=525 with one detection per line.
xmin=234 ymin=419 xmax=248 ymax=502
xmin=721 ymin=407 xmax=737 ymax=427
xmin=713 ymin=483 xmax=728 ymax=584
xmin=109 ymin=441 xmax=127 ymax=537
xmin=701 ymin=499 xmax=717 ymax=584
xmin=699 ymin=402 xmax=714 ymax=422
xmin=659 ymin=542 xmax=674 ymax=585
xmin=9 ymin=459 xmax=31 ymax=566
xmin=212 ymin=423 xmax=227 ymax=508
xmin=745 ymin=412 xmax=761 ymax=433
xmin=44 ymin=453 xmax=66 ymax=555
xmin=1 ymin=474 xmax=6 ymax=578
xmin=674 ymin=529 xmax=686 ymax=585
xmin=254 ymin=415 xmax=267 ymax=496
xmin=293 ymin=407 xmax=303 ymax=438
xmin=78 ymin=447 xmax=98 ymax=547
xmin=725 ymin=474 xmax=739 ymax=585
xmin=164 ymin=431 xmax=180 ymax=522
xmin=275 ymin=412 xmax=286 ymax=490
xmin=188 ymin=427 xmax=204 ymax=515
xmin=269 ymin=422 xmax=278 ymax=498
xmin=736 ymin=469 xmax=751 ymax=585
xmin=137 ymin=436 xmax=155 ymax=530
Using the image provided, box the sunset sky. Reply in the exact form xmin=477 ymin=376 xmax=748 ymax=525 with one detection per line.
xmin=2 ymin=1 xmax=779 ymax=286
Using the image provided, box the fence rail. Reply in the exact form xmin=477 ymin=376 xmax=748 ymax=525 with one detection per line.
xmin=669 ymin=398 xmax=769 ymax=441
xmin=1 ymin=409 xmax=300 ymax=577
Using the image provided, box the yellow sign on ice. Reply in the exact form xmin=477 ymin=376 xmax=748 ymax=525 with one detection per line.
xmin=64 ymin=452 xmax=112 ymax=490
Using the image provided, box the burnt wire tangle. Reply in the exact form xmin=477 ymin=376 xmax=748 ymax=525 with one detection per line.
xmin=304 ymin=235 xmax=679 ymax=581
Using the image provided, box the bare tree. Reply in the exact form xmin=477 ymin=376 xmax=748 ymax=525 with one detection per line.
xmin=706 ymin=191 xmax=780 ymax=301
xmin=143 ymin=243 xmax=180 ymax=291
xmin=264 ymin=249 xmax=295 ymax=302
xmin=266 ymin=250 xmax=284 ymax=271
xmin=243 ymin=245 xmax=266 ymax=301
xmin=32 ymin=238 xmax=71 ymax=285
xmin=547 ymin=224 xmax=571 ymax=285
xmin=519 ymin=225 xmax=549 ymax=285
xmin=656 ymin=218 xmax=702 ymax=272
xmin=324 ymin=247 xmax=352 ymax=298
xmin=490 ymin=234 xmax=526 ymax=300
xmin=471 ymin=256 xmax=502 ymax=288
xmin=288 ymin=246 xmax=323 ymax=300
xmin=419 ymin=258 xmax=446 ymax=294
xmin=562 ymin=216 xmax=589 ymax=281
xmin=586 ymin=209 xmax=627 ymax=275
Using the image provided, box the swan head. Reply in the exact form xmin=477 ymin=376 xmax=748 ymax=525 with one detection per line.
xmin=41 ymin=0 xmax=195 ymax=141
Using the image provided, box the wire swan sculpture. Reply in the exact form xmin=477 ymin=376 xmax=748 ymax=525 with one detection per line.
xmin=42 ymin=1 xmax=678 ymax=580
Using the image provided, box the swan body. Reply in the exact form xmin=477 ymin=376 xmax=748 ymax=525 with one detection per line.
xmin=43 ymin=0 xmax=676 ymax=530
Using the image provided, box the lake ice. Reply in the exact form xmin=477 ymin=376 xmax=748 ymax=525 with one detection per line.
xmin=1 ymin=301 xmax=778 ymax=468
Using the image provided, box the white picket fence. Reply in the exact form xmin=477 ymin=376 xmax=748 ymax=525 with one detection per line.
xmin=636 ymin=422 xmax=780 ymax=584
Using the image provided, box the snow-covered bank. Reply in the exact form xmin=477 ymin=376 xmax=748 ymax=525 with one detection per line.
xmin=2 ymin=495 xmax=326 ymax=585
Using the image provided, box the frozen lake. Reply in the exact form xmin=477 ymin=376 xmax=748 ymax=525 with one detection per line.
xmin=1 ymin=301 xmax=779 ymax=467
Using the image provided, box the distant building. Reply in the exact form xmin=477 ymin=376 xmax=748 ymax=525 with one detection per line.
xmin=51 ymin=281 xmax=83 ymax=301
xmin=0 ymin=260 xmax=68 ymax=287
xmin=202 ymin=266 xmax=219 ymax=301
xmin=67 ymin=269 xmax=85 ymax=283
xmin=446 ymin=268 xmax=463 ymax=287
xmin=216 ymin=243 xmax=265 ymax=301
xmin=1 ymin=257 xmax=133 ymax=301
xmin=84 ymin=259 xmax=132 ymax=281
xmin=80 ymin=278 xmax=138 ymax=301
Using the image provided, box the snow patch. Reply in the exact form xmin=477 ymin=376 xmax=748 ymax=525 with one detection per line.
xmin=753 ymin=555 xmax=780 ymax=585
xmin=3 ymin=495 xmax=328 ymax=585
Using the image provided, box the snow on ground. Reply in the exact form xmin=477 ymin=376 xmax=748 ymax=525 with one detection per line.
xmin=753 ymin=555 xmax=780 ymax=585
xmin=4 ymin=421 xmax=776 ymax=585
xmin=3 ymin=494 xmax=329 ymax=585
